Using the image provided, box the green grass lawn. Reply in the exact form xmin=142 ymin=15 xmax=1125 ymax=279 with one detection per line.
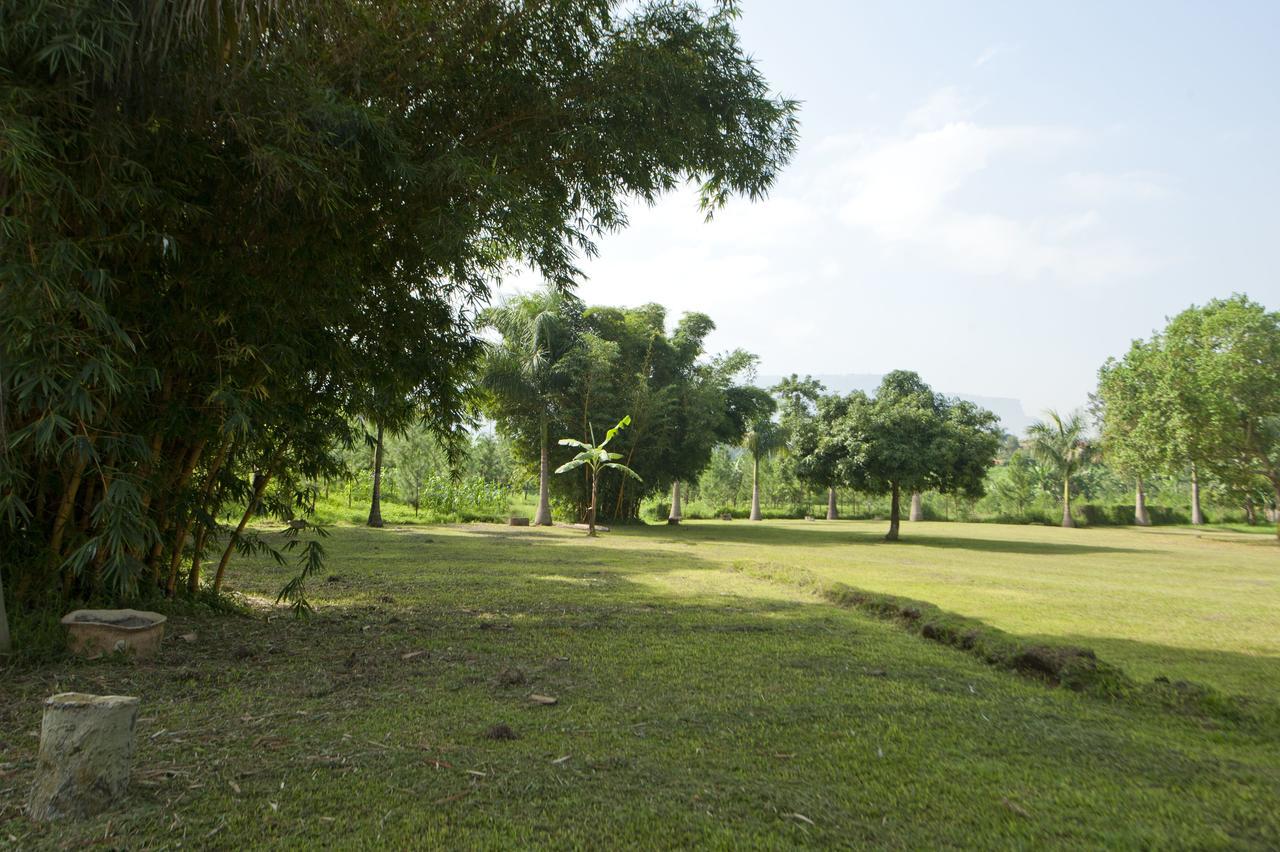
xmin=2 ymin=520 xmax=1277 ymax=848
xmin=608 ymin=519 xmax=1280 ymax=699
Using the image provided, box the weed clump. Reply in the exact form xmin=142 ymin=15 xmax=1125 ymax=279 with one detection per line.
xmin=483 ymin=723 xmax=519 ymax=740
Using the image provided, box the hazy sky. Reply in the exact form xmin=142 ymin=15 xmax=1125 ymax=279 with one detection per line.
xmin=508 ymin=1 xmax=1280 ymax=417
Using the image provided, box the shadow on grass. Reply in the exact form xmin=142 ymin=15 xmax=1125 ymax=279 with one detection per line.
xmin=1045 ymin=633 xmax=1280 ymax=701
xmin=613 ymin=521 xmax=1152 ymax=557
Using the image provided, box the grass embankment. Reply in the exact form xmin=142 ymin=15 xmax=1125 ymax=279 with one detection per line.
xmin=1 ymin=521 xmax=1277 ymax=847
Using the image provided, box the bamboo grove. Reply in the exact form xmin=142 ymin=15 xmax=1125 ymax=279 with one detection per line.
xmin=0 ymin=0 xmax=798 ymax=609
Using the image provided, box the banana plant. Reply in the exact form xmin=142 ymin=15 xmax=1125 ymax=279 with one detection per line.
xmin=555 ymin=415 xmax=642 ymax=536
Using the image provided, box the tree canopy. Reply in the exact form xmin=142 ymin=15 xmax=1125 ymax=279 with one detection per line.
xmin=0 ymin=0 xmax=798 ymax=607
xmin=1095 ymin=294 xmax=1280 ymax=537
xmin=831 ymin=372 xmax=1001 ymax=540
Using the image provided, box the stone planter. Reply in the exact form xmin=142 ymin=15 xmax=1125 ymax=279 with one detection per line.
xmin=61 ymin=610 xmax=167 ymax=660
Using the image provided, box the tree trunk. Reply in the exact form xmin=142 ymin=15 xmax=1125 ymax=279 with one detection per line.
xmin=534 ymin=421 xmax=552 ymax=526
xmin=588 ymin=469 xmax=599 ymax=537
xmin=1134 ymin=477 xmax=1151 ymax=526
xmin=1273 ymin=483 xmax=1280 ymax=542
xmin=909 ymin=491 xmax=924 ymax=522
xmin=1061 ymin=477 xmax=1076 ymax=528
xmin=367 ymin=423 xmax=385 ymax=528
xmin=212 ymin=470 xmax=273 ymax=595
xmin=749 ymin=454 xmax=763 ymax=521
xmin=0 ymin=563 xmax=10 ymax=654
xmin=1243 ymin=496 xmax=1256 ymax=526
xmin=668 ymin=481 xmax=682 ymax=523
xmin=885 ymin=481 xmax=901 ymax=541
xmin=826 ymin=487 xmax=837 ymax=520
xmin=1190 ymin=465 xmax=1204 ymax=525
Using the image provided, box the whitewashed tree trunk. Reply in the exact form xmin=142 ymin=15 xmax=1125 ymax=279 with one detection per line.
xmin=826 ymin=487 xmax=837 ymax=520
xmin=1190 ymin=465 xmax=1205 ymax=525
xmin=749 ymin=455 xmax=762 ymax=521
xmin=1272 ymin=483 xmax=1280 ymax=541
xmin=909 ymin=491 xmax=924 ymax=522
xmin=668 ymin=481 xmax=682 ymax=523
xmin=1061 ymin=478 xmax=1076 ymax=528
xmin=28 ymin=694 xmax=140 ymax=821
xmin=534 ymin=423 xmax=553 ymax=526
xmin=1134 ymin=478 xmax=1151 ymax=526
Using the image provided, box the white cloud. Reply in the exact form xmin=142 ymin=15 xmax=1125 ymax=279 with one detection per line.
xmin=830 ymin=88 xmax=1160 ymax=284
xmin=837 ymin=120 xmax=1080 ymax=242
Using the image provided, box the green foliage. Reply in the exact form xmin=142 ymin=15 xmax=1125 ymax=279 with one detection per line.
xmin=1026 ymin=410 xmax=1094 ymax=526
xmin=0 ymin=0 xmax=798 ymax=619
xmin=830 ymin=371 xmax=1002 ymax=539
xmin=488 ymin=299 xmax=765 ymax=523
xmin=555 ymin=415 xmax=641 ymax=535
xmin=1094 ymin=294 xmax=1280 ymax=537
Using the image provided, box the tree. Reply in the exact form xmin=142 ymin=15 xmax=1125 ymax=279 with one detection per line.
xmin=833 ymin=372 xmax=1000 ymax=541
xmin=1159 ymin=296 xmax=1280 ymax=539
xmin=770 ymin=375 xmax=827 ymax=513
xmin=0 ymin=565 xmax=9 ymax=653
xmin=1097 ymin=341 xmax=1166 ymax=525
xmin=390 ymin=427 xmax=446 ymax=516
xmin=744 ymin=417 xmax=783 ymax=521
xmin=555 ymin=417 xmax=641 ymax=536
xmin=540 ymin=305 xmax=762 ymax=523
xmin=0 ymin=0 xmax=797 ymax=613
xmin=789 ymin=393 xmax=848 ymax=520
xmin=480 ymin=286 xmax=583 ymax=525
xmin=1026 ymin=410 xmax=1092 ymax=528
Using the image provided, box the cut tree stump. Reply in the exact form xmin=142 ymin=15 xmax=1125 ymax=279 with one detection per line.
xmin=508 ymin=517 xmax=530 ymax=527
xmin=28 ymin=693 xmax=140 ymax=821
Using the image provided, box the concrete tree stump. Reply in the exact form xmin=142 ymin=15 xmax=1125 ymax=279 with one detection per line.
xmin=28 ymin=693 xmax=140 ymax=821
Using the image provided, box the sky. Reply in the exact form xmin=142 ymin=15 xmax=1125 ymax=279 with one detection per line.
xmin=507 ymin=1 xmax=1280 ymax=419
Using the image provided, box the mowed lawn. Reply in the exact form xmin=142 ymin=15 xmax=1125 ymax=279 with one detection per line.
xmin=609 ymin=519 xmax=1280 ymax=699
xmin=1 ymin=521 xmax=1277 ymax=848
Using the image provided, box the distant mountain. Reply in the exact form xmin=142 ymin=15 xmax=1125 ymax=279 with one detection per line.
xmin=756 ymin=373 xmax=1035 ymax=437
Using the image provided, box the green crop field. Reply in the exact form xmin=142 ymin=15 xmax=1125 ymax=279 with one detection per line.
xmin=3 ymin=521 xmax=1277 ymax=848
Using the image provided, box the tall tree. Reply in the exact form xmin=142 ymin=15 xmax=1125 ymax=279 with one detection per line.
xmin=833 ymin=372 xmax=1000 ymax=541
xmin=1097 ymin=341 xmax=1166 ymax=525
xmin=789 ymin=393 xmax=848 ymax=520
xmin=0 ymin=0 xmax=797 ymax=612
xmin=1026 ymin=410 xmax=1092 ymax=528
xmin=542 ymin=306 xmax=762 ymax=522
xmin=1160 ymin=296 xmax=1280 ymax=539
xmin=771 ymin=374 xmax=825 ymax=513
xmin=0 ymin=565 xmax=9 ymax=653
xmin=743 ymin=412 xmax=782 ymax=521
xmin=480 ymin=286 xmax=583 ymax=525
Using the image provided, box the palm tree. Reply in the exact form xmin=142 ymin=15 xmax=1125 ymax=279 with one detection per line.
xmin=1027 ymin=410 xmax=1092 ymax=528
xmin=743 ymin=418 xmax=783 ymax=521
xmin=480 ymin=286 xmax=580 ymax=526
